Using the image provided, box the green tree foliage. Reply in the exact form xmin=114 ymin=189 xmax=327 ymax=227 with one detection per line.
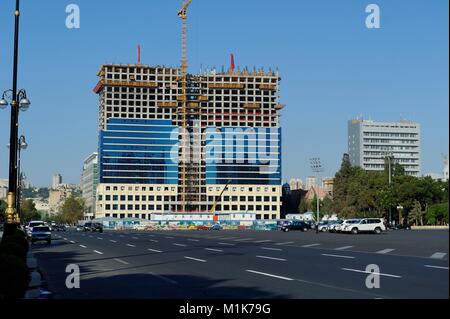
xmin=0 ymin=200 xmax=6 ymax=223
xmin=20 ymin=199 xmax=41 ymax=222
xmin=59 ymin=195 xmax=85 ymax=224
xmin=331 ymin=153 xmax=448 ymax=224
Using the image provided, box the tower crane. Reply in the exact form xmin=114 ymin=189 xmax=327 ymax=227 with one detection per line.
xmin=178 ymin=0 xmax=193 ymax=212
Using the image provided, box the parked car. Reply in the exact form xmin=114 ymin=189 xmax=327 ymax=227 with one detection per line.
xmin=91 ymin=223 xmax=103 ymax=233
xmin=83 ymin=222 xmax=93 ymax=232
xmin=395 ymin=223 xmax=412 ymax=230
xmin=328 ymin=220 xmax=343 ymax=233
xmin=196 ymin=225 xmax=210 ymax=231
xmin=76 ymin=224 xmax=84 ymax=232
xmin=30 ymin=226 xmax=52 ymax=244
xmin=210 ymin=223 xmax=222 ymax=230
xmin=335 ymin=219 xmax=360 ymax=233
xmin=281 ymin=220 xmax=309 ymax=232
xmin=317 ymin=221 xmax=330 ymax=232
xmin=342 ymin=218 xmax=386 ymax=234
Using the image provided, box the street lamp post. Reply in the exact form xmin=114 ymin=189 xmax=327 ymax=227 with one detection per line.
xmin=0 ymin=0 xmax=30 ymax=238
xmin=310 ymin=157 xmax=324 ymax=225
xmin=381 ymin=151 xmax=394 ymax=227
xmin=16 ymin=135 xmax=28 ymax=222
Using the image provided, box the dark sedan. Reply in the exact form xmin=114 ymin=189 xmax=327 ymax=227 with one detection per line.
xmin=281 ymin=221 xmax=309 ymax=232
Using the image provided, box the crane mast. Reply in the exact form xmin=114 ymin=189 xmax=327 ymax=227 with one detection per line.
xmin=178 ymin=0 xmax=193 ymax=212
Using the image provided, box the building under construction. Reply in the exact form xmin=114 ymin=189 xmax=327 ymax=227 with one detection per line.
xmin=93 ymin=1 xmax=285 ymax=220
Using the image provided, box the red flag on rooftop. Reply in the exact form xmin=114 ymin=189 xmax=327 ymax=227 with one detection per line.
xmin=230 ymin=53 xmax=235 ymax=72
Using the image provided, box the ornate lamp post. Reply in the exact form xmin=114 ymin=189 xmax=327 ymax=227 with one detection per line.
xmin=0 ymin=0 xmax=31 ymax=238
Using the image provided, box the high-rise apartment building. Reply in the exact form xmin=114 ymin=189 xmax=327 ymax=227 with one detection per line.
xmin=348 ymin=119 xmax=421 ymax=176
xmin=52 ymin=174 xmax=62 ymax=189
xmin=81 ymin=153 xmax=99 ymax=220
xmin=94 ymin=64 xmax=284 ymax=220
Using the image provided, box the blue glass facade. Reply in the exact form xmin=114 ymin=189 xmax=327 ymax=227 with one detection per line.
xmin=99 ymin=119 xmax=179 ymax=184
xmin=205 ymin=127 xmax=282 ymax=185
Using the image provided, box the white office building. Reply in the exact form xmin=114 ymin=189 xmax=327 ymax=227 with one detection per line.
xmin=348 ymin=118 xmax=421 ymax=176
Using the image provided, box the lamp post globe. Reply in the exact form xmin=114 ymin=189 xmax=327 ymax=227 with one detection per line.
xmin=0 ymin=98 xmax=8 ymax=109
xmin=19 ymin=97 xmax=31 ymax=111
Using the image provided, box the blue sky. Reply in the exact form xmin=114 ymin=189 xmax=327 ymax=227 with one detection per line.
xmin=0 ymin=0 xmax=448 ymax=187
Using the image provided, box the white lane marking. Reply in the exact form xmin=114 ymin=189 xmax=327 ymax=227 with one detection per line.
xmin=218 ymin=242 xmax=235 ymax=246
xmin=126 ymin=244 xmax=136 ymax=247
xmin=430 ymin=252 xmax=447 ymax=259
xmin=132 ymin=237 xmax=139 ymax=239
xmin=205 ymin=248 xmax=223 ymax=252
xmin=246 ymin=270 xmax=294 ymax=281
xmin=110 ymin=240 xmax=117 ymax=243
xmin=119 ymin=235 xmax=124 ymax=237
xmin=149 ymin=239 xmax=159 ymax=243
xmin=184 ymin=256 xmax=207 ymax=263
xmin=425 ymin=265 xmax=449 ymax=270
xmin=256 ymin=255 xmax=287 ymax=261
xmin=148 ymin=249 xmax=163 ymax=253
xmin=254 ymin=240 xmax=272 ymax=243
xmin=234 ymin=238 xmax=253 ymax=242
xmin=187 ymin=239 xmax=199 ymax=242
xmin=322 ymin=254 xmax=355 ymax=259
xmin=173 ymin=243 xmax=187 ymax=247
xmin=63 ymin=238 xmax=68 ymax=240
xmin=114 ymin=258 xmax=129 ymax=265
xmin=261 ymin=247 xmax=283 ymax=251
xmin=335 ymin=246 xmax=354 ymax=251
xmin=97 ymin=237 xmax=103 ymax=240
xmin=302 ymin=243 xmax=321 ymax=248
xmin=165 ymin=236 xmax=174 ymax=239
xmin=342 ymin=268 xmax=401 ymax=278
xmin=89 ymin=235 xmax=93 ymax=238
xmin=275 ymin=241 xmax=295 ymax=246
xmin=220 ymin=237 xmax=237 ymax=240
xmin=149 ymin=272 xmax=178 ymax=285
xmin=93 ymin=250 xmax=103 ymax=255
xmin=70 ymin=241 xmax=76 ymax=244
xmin=376 ymin=249 xmax=395 ymax=254
xmin=79 ymin=245 xmax=87 ymax=248
xmin=148 ymin=234 xmax=155 ymax=237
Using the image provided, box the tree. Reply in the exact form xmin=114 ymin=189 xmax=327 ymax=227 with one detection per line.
xmin=332 ymin=154 xmax=353 ymax=215
xmin=298 ymin=199 xmax=308 ymax=214
xmin=408 ymin=200 xmax=424 ymax=226
xmin=0 ymin=200 xmax=6 ymax=223
xmin=60 ymin=195 xmax=85 ymax=224
xmin=20 ymin=199 xmax=41 ymax=223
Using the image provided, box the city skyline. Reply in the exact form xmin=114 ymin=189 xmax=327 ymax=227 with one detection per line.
xmin=0 ymin=0 xmax=448 ymax=186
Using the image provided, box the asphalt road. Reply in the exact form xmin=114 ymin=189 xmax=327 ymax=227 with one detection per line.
xmin=32 ymin=228 xmax=449 ymax=299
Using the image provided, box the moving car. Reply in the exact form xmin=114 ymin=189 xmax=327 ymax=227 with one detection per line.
xmin=342 ymin=218 xmax=386 ymax=234
xmin=281 ymin=220 xmax=309 ymax=232
xmin=31 ymin=226 xmax=52 ymax=244
xmin=83 ymin=222 xmax=93 ymax=232
xmin=53 ymin=224 xmax=67 ymax=232
xmin=210 ymin=223 xmax=222 ymax=230
xmin=76 ymin=224 xmax=84 ymax=232
xmin=26 ymin=220 xmax=46 ymax=238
